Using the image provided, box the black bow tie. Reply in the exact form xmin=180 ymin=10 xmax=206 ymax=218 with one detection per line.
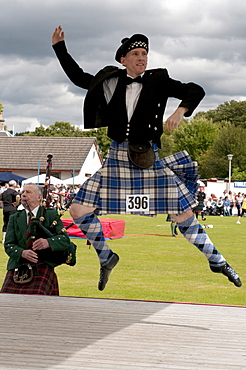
xmin=126 ymin=76 xmax=143 ymax=85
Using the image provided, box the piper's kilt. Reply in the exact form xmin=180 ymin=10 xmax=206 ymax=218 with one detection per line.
xmin=74 ymin=141 xmax=199 ymax=216
xmin=1 ymin=264 xmax=59 ymax=295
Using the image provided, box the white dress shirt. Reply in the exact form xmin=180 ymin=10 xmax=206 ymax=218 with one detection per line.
xmin=25 ymin=205 xmax=39 ymax=223
xmin=103 ymin=75 xmax=143 ymax=122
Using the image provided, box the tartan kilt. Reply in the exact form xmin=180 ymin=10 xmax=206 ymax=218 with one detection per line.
xmin=193 ymin=200 xmax=204 ymax=212
xmin=74 ymin=141 xmax=199 ymax=216
xmin=1 ymin=264 xmax=59 ymax=295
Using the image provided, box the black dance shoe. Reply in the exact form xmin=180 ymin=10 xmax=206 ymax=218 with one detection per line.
xmin=98 ymin=253 xmax=119 ymax=291
xmin=210 ymin=263 xmax=242 ymax=287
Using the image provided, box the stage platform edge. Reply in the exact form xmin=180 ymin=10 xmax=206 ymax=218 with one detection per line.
xmin=0 ymin=294 xmax=245 ymax=369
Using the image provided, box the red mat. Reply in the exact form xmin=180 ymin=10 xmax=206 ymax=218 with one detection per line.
xmin=62 ymin=218 xmax=125 ymax=240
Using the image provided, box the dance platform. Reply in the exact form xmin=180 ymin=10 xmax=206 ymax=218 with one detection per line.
xmin=0 ymin=294 xmax=245 ymax=369
xmin=62 ymin=217 xmax=125 ymax=240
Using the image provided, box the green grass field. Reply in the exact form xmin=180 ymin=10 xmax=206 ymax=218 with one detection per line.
xmin=0 ymin=209 xmax=245 ymax=306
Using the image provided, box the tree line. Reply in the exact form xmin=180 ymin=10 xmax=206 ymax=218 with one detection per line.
xmin=3 ymin=100 xmax=246 ymax=180
xmin=159 ymin=100 xmax=246 ymax=180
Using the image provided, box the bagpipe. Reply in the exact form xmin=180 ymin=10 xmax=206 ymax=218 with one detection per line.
xmin=14 ymin=154 xmax=77 ymax=285
xmin=26 ymin=154 xmax=77 ymax=267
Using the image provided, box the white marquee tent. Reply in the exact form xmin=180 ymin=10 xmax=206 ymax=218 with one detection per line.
xmin=63 ymin=174 xmax=88 ymax=185
xmin=21 ymin=174 xmax=63 ymax=186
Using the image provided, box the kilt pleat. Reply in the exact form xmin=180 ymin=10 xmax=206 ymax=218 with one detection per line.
xmin=1 ymin=264 xmax=59 ymax=295
xmin=74 ymin=141 xmax=199 ymax=215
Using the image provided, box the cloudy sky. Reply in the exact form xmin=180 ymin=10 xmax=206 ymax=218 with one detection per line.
xmin=1 ymin=0 xmax=246 ymax=133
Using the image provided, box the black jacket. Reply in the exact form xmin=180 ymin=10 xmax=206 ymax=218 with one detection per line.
xmin=53 ymin=41 xmax=205 ymax=148
xmin=0 ymin=188 xmax=18 ymax=212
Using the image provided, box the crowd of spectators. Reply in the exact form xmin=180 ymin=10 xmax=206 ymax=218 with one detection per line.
xmin=196 ymin=187 xmax=246 ymax=223
xmin=0 ymin=182 xmax=81 ymax=211
xmin=1 ymin=181 xmax=82 ymax=243
xmin=49 ymin=184 xmax=80 ymax=210
xmin=2 ymin=182 xmax=246 ymax=227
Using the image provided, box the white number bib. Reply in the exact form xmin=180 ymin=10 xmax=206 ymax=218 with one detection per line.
xmin=126 ymin=194 xmax=150 ymax=212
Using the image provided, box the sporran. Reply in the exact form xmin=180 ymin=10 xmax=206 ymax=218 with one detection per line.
xmin=127 ymin=142 xmax=155 ymax=169
xmin=13 ymin=263 xmax=34 ymax=284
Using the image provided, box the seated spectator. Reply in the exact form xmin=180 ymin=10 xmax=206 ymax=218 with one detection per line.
xmin=223 ymin=196 xmax=231 ymax=216
xmin=210 ymin=198 xmax=218 ymax=215
xmin=221 ymin=190 xmax=229 ymax=199
xmin=205 ymin=197 xmax=214 ymax=215
xmin=216 ymin=197 xmax=224 ymax=216
xmin=210 ymin=193 xmax=217 ymax=201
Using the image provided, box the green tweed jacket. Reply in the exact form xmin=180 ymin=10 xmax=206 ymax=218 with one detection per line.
xmin=4 ymin=207 xmax=71 ymax=270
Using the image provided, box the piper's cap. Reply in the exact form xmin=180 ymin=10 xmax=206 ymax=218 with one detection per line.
xmin=115 ymin=34 xmax=149 ymax=63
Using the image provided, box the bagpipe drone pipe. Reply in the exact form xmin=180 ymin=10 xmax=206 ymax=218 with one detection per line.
xmin=26 ymin=154 xmax=77 ymax=267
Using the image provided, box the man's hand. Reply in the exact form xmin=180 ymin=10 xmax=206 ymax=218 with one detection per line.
xmin=21 ymin=250 xmax=38 ymax=263
xmin=52 ymin=25 xmax=65 ymax=45
xmin=32 ymin=238 xmax=50 ymax=251
xmin=165 ymin=107 xmax=188 ymax=132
